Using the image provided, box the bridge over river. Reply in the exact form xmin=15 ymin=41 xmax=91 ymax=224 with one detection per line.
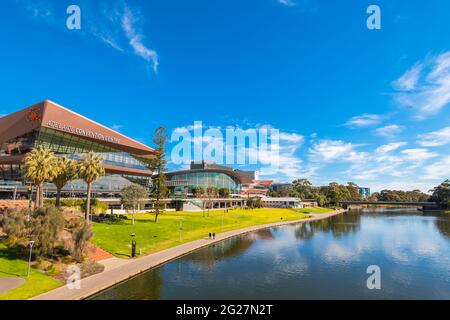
xmin=341 ymin=201 xmax=439 ymax=211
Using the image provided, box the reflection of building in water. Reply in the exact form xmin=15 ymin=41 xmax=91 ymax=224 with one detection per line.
xmin=180 ymin=229 xmax=275 ymax=271
xmin=295 ymin=212 xmax=361 ymax=240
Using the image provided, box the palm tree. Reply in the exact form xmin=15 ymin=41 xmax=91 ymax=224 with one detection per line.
xmin=23 ymin=145 xmax=57 ymax=208
xmin=78 ymin=152 xmax=105 ymax=223
xmin=52 ymin=157 xmax=78 ymax=207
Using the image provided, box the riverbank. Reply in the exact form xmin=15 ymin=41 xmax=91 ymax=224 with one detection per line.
xmin=32 ymin=208 xmax=346 ymax=300
xmin=92 ymin=208 xmax=314 ymax=257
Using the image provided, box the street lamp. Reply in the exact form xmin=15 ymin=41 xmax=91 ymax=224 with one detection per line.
xmin=27 ymin=184 xmax=33 ymax=221
xmin=27 ymin=241 xmax=35 ymax=277
xmin=130 ymin=233 xmax=136 ymax=258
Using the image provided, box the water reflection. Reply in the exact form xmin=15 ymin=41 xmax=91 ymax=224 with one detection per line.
xmin=178 ymin=229 xmax=275 ymax=271
xmin=295 ymin=212 xmax=361 ymax=241
xmin=94 ymin=268 xmax=163 ymax=300
xmin=435 ymin=217 xmax=450 ymax=239
xmin=91 ymin=210 xmax=450 ymax=300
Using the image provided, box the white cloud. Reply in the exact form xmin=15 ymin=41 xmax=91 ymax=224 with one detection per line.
xmin=111 ymin=124 xmax=123 ymax=131
xmin=340 ymin=141 xmax=439 ymax=190
xmin=170 ymin=122 xmax=308 ymax=182
xmin=246 ymin=129 xmax=308 ymax=181
xmin=173 ymin=123 xmax=204 ymax=134
xmin=424 ymin=156 xmax=450 ymax=180
xmin=279 ymin=132 xmax=304 ymax=143
xmin=394 ymin=51 xmax=450 ymax=119
xmin=122 ymin=5 xmax=159 ymax=73
xmin=277 ymin=0 xmax=296 ymax=6
xmin=417 ymin=126 xmax=450 ymax=147
xmin=375 ymin=142 xmax=407 ymax=153
xmin=393 ymin=63 xmax=423 ymax=91
xmin=309 ymin=140 xmax=363 ymax=162
xmin=400 ymin=148 xmax=438 ymax=161
xmin=344 ymin=114 xmax=382 ymax=128
xmin=16 ymin=1 xmax=158 ymax=75
xmin=374 ymin=124 xmax=403 ymax=138
xmin=97 ymin=34 xmax=125 ymax=52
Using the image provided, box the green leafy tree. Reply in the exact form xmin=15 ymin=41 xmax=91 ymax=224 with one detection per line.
xmin=0 ymin=208 xmax=28 ymax=247
xmin=78 ymin=152 xmax=105 ymax=224
xmin=314 ymin=193 xmax=328 ymax=207
xmin=23 ymin=146 xmax=57 ymax=208
xmin=326 ymin=182 xmax=351 ymax=206
xmin=431 ymin=180 xmax=450 ymax=209
xmin=346 ymin=182 xmax=362 ymax=201
xmin=378 ymin=189 xmax=430 ymax=202
xmin=218 ymin=188 xmax=230 ymax=198
xmin=292 ymin=178 xmax=313 ymax=199
xmin=121 ymin=184 xmax=148 ymax=224
xmin=80 ymin=198 xmax=108 ymax=215
xmin=205 ymin=185 xmax=218 ymax=216
xmin=149 ymin=127 xmax=168 ymax=223
xmin=247 ymin=197 xmax=262 ymax=209
xmin=30 ymin=206 xmax=65 ymax=257
xmin=193 ymin=187 xmax=205 ymax=197
xmin=369 ymin=192 xmax=379 ymax=201
xmin=71 ymin=221 xmax=94 ymax=262
xmin=52 ymin=157 xmax=78 ymax=207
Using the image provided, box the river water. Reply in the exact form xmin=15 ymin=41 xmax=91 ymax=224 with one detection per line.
xmin=90 ymin=209 xmax=450 ymax=300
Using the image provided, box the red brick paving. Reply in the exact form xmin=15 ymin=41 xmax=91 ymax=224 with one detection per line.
xmin=86 ymin=243 xmax=113 ymax=261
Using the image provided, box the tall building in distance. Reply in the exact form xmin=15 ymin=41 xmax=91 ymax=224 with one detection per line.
xmin=358 ymin=187 xmax=371 ymax=198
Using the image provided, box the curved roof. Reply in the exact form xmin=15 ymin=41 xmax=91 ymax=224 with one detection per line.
xmin=0 ymin=100 xmax=155 ymax=158
xmin=165 ymin=168 xmax=253 ymax=184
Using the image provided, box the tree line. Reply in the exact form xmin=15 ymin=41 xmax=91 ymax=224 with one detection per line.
xmin=269 ymin=178 xmax=450 ymax=209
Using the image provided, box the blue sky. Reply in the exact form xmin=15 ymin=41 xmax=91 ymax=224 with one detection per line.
xmin=0 ymin=0 xmax=449 ymax=192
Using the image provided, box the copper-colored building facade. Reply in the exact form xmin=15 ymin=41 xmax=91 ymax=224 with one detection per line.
xmin=0 ymin=100 xmax=154 ymax=187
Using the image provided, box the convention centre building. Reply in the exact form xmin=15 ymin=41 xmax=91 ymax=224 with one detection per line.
xmin=0 ymin=100 xmax=155 ymax=197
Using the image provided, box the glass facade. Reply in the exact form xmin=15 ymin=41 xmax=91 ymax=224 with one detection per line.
xmin=37 ymin=128 xmax=149 ymax=171
xmin=169 ymin=172 xmax=241 ymax=194
xmin=0 ymin=130 xmax=39 ymax=155
xmin=0 ymin=127 xmax=152 ymax=187
xmin=0 ymin=164 xmax=23 ymax=183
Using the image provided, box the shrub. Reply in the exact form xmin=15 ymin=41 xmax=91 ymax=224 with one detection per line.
xmin=71 ymin=221 xmax=93 ymax=262
xmin=46 ymin=198 xmax=108 ymax=214
xmin=0 ymin=208 xmax=28 ymax=247
xmin=30 ymin=206 xmax=65 ymax=257
xmin=45 ymin=198 xmax=85 ymax=208
xmin=81 ymin=199 xmax=108 ymax=215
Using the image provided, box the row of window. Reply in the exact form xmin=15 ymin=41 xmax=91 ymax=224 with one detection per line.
xmin=170 ymin=172 xmax=241 ymax=193
xmin=38 ymin=128 xmax=148 ymax=170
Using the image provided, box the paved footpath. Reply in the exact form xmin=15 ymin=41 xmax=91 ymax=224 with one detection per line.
xmin=0 ymin=277 xmax=25 ymax=294
xmin=32 ymin=209 xmax=346 ymax=300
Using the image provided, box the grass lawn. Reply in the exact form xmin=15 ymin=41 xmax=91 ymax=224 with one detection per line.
xmin=92 ymin=208 xmax=312 ymax=257
xmin=295 ymin=207 xmax=335 ymax=214
xmin=0 ymin=243 xmax=62 ymax=300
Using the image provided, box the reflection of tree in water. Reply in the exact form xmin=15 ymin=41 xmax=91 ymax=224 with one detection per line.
xmin=93 ymin=268 xmax=162 ymax=300
xmin=179 ymin=229 xmax=274 ymax=271
xmin=435 ymin=216 xmax=450 ymax=239
xmin=295 ymin=212 xmax=361 ymax=241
